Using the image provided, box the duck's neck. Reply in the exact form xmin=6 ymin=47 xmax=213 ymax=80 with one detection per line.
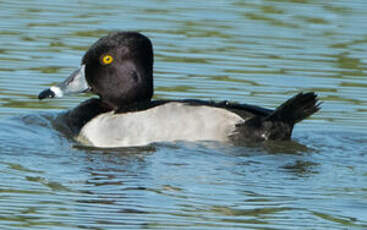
xmin=114 ymin=99 xmax=153 ymax=113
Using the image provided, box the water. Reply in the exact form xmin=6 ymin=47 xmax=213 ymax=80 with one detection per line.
xmin=1 ymin=0 xmax=367 ymax=229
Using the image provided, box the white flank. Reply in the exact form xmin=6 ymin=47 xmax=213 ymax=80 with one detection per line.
xmin=76 ymin=102 xmax=244 ymax=148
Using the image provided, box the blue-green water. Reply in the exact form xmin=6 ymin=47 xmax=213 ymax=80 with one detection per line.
xmin=1 ymin=0 xmax=367 ymax=229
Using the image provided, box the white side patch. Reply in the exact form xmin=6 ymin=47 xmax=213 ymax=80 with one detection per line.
xmin=76 ymin=102 xmax=244 ymax=148
xmin=50 ymin=86 xmax=64 ymax=98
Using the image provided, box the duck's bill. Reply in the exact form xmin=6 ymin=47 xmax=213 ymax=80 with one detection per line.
xmin=38 ymin=65 xmax=90 ymax=100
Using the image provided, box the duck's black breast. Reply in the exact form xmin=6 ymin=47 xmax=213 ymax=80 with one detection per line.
xmin=59 ymin=98 xmax=112 ymax=136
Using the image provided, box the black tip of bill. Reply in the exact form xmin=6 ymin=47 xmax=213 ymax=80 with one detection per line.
xmin=38 ymin=88 xmax=55 ymax=100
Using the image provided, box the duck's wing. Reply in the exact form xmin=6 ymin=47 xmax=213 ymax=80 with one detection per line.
xmin=151 ymin=99 xmax=274 ymax=119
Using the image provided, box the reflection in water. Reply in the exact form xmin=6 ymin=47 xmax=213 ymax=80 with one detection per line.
xmin=0 ymin=0 xmax=367 ymax=229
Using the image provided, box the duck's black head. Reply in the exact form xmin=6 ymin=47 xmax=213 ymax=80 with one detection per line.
xmin=38 ymin=31 xmax=154 ymax=110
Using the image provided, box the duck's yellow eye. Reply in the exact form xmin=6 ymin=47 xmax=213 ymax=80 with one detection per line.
xmin=101 ymin=55 xmax=114 ymax=65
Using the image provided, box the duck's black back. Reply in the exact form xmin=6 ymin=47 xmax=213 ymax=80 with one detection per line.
xmin=57 ymin=92 xmax=319 ymax=144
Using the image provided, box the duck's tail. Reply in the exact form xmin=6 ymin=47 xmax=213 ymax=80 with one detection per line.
xmin=266 ymin=92 xmax=320 ymax=125
xmin=263 ymin=92 xmax=320 ymax=140
xmin=233 ymin=92 xmax=321 ymax=142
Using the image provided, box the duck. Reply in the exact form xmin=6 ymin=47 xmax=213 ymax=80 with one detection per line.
xmin=38 ymin=31 xmax=320 ymax=148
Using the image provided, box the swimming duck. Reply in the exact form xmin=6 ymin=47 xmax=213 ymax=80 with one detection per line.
xmin=38 ymin=31 xmax=320 ymax=148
